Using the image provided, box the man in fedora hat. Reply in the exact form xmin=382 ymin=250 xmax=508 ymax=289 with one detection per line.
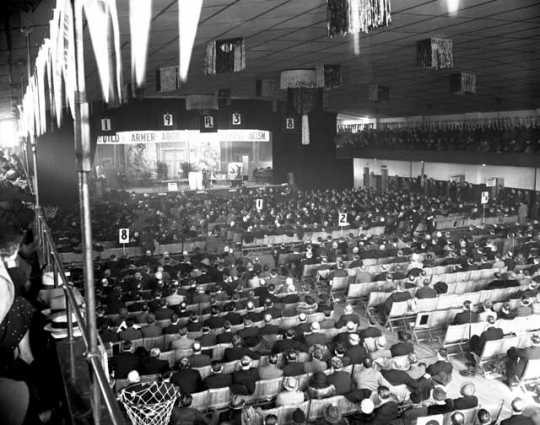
xmin=203 ymin=361 xmax=232 ymax=389
xmin=231 ymin=356 xmax=259 ymax=395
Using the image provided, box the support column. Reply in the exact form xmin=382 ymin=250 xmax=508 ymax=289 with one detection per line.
xmin=73 ymin=1 xmax=99 ymax=424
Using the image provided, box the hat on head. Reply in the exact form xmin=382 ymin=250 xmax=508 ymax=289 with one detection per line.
xmin=360 ymin=399 xmax=374 ymax=414
xmin=323 ymin=405 xmax=342 ymax=424
xmin=311 ymin=321 xmax=320 ymax=332
xmin=433 ymin=386 xmax=447 ymax=401
xmin=240 ymin=355 xmax=252 ymax=370
xmin=298 ymin=313 xmax=307 ymax=322
xmin=331 ymin=357 xmax=343 ymax=369
xmin=348 ymin=333 xmax=360 ymax=345
xmin=283 ymin=376 xmax=299 ymax=391
xmin=127 ymin=370 xmax=140 ymax=384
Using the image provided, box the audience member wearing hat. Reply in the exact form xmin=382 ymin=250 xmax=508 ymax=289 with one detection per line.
xmin=327 ymin=357 xmax=354 ymax=396
xmin=276 ymin=377 xmax=305 ymax=407
xmin=258 ymin=354 xmax=284 ymax=380
xmin=203 ymin=361 xmax=233 ymax=389
xmin=140 ymin=347 xmax=169 ymax=375
xmin=170 ymin=357 xmax=204 ymax=395
xmin=231 ymin=356 xmax=259 ymax=395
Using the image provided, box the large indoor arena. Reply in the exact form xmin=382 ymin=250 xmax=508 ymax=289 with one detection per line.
xmin=0 ymin=0 xmax=539 ymax=424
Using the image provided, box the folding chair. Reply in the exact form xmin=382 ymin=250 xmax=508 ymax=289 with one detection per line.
xmin=207 ymin=387 xmax=231 ymax=410
xmin=190 ymin=390 xmax=209 ymax=410
xmin=255 ymin=377 xmax=283 ymax=401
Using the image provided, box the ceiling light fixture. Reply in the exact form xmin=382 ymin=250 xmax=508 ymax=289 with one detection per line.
xmin=447 ymin=0 xmax=460 ymax=16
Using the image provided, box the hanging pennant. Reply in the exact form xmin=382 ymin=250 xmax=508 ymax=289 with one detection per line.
xmin=450 ymin=72 xmax=477 ymax=95
xmin=417 ymin=37 xmax=454 ymax=70
xmin=205 ymin=38 xmax=246 ymax=75
xmin=178 ymin=0 xmax=202 ymax=82
xmin=130 ymin=0 xmax=152 ymax=88
xmin=316 ymin=64 xmax=342 ymax=89
xmin=83 ymin=0 xmax=123 ymax=103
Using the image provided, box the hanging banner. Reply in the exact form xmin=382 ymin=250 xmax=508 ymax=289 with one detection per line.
xmin=417 ymin=37 xmax=454 ymax=70
xmin=178 ymin=0 xmax=203 ymax=82
xmin=450 ymin=72 xmax=477 ymax=95
xmin=205 ymin=37 xmax=246 ymax=75
xmin=316 ymin=64 xmax=342 ymax=89
xmin=156 ymin=66 xmax=179 ymax=92
xmin=97 ymin=129 xmax=270 ymax=144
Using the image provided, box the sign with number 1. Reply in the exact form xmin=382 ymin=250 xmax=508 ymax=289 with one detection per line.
xmin=119 ymin=228 xmax=130 ymax=244
xmin=256 ymin=199 xmax=263 ymax=211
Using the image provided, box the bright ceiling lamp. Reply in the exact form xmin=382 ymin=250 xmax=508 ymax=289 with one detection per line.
xmin=447 ymin=0 xmax=460 ymax=15
xmin=130 ymin=0 xmax=152 ymax=87
xmin=178 ymin=0 xmax=203 ymax=82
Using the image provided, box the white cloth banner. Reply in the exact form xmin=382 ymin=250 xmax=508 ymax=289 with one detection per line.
xmin=129 ymin=0 xmax=152 ymax=87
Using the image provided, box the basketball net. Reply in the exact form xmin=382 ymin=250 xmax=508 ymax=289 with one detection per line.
xmin=119 ymin=381 xmax=178 ymax=425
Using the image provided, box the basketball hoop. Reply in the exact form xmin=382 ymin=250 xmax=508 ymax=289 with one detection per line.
xmin=119 ymin=381 xmax=179 ymax=425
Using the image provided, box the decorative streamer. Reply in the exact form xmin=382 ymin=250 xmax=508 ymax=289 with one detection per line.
xmin=49 ymin=6 xmax=64 ymax=126
xmin=61 ymin=0 xmax=77 ymax=114
xmin=129 ymin=0 xmax=152 ymax=88
xmin=83 ymin=0 xmax=123 ymax=103
xmin=178 ymin=0 xmax=203 ymax=82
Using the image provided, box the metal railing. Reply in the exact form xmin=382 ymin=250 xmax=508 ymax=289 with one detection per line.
xmin=35 ymin=211 xmax=125 ymax=425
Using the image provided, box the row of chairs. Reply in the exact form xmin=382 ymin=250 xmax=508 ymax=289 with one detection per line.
xmin=443 ymin=313 xmax=540 ymax=348
xmin=107 ymin=311 xmax=336 ymax=356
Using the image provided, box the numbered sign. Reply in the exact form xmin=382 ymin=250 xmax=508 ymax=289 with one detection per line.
xmin=285 ymin=117 xmax=295 ymax=130
xmin=163 ymin=113 xmax=174 ymax=127
xmin=119 ymin=228 xmax=130 ymax=244
xmin=338 ymin=212 xmax=349 ymax=227
xmin=232 ymin=112 xmax=242 ymax=126
xmin=167 ymin=182 xmax=178 ymax=192
xmin=203 ymin=115 xmax=215 ymax=129
xmin=100 ymin=118 xmax=111 ymax=131
xmin=481 ymin=191 xmax=489 ymax=205
xmin=255 ymin=198 xmax=263 ymax=211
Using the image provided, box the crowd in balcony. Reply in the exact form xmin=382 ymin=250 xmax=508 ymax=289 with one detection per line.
xmin=335 ymin=125 xmax=540 ymax=154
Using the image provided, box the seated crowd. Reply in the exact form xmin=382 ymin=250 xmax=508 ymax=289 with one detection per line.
xmin=91 ymin=217 xmax=540 ymax=424
xmin=49 ymin=178 xmax=527 ymax=251
xmin=336 ymin=125 xmax=540 ymax=154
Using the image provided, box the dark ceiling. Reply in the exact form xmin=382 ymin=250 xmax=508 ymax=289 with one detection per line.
xmin=1 ymin=0 xmax=539 ymax=123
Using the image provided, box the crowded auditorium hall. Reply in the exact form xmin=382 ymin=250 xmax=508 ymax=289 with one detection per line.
xmin=1 ymin=1 xmax=540 ymax=425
